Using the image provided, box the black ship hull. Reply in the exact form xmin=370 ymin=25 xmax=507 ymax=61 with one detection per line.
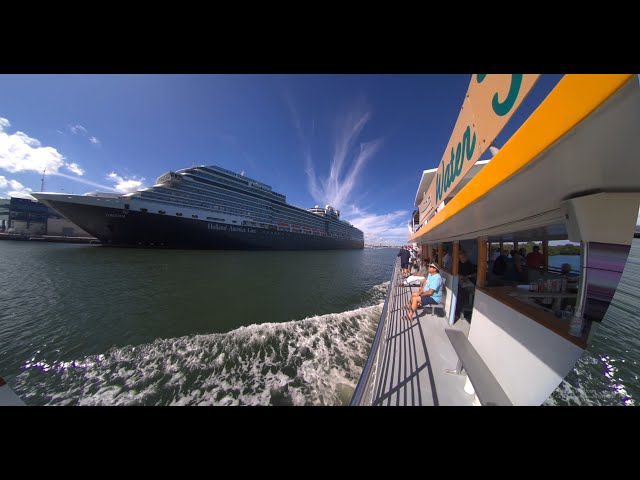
xmin=41 ymin=200 xmax=364 ymax=250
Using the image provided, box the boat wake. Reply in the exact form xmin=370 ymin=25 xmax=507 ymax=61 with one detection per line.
xmin=14 ymin=282 xmax=389 ymax=406
xmin=545 ymin=353 xmax=636 ymax=406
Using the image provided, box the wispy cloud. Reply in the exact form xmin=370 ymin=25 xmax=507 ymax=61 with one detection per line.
xmin=289 ymin=94 xmax=384 ymax=210
xmin=69 ymin=124 xmax=88 ymax=136
xmin=0 ymin=175 xmax=34 ymax=200
xmin=107 ymin=172 xmax=145 ymax=193
xmin=214 ymin=131 xmax=256 ymax=172
xmin=54 ymin=171 xmax=118 ymax=192
xmin=68 ymin=123 xmax=101 ymax=146
xmin=287 ymin=94 xmax=402 ymax=244
xmin=283 ymin=91 xmax=317 ymax=200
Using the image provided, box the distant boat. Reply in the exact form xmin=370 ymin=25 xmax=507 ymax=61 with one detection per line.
xmin=34 ymin=165 xmax=364 ymax=250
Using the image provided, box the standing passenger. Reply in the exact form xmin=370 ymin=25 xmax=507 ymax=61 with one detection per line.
xmin=525 ymin=245 xmax=544 ymax=281
xmin=442 ymin=247 xmax=452 ymax=272
xmin=397 ymin=246 xmax=411 ymax=277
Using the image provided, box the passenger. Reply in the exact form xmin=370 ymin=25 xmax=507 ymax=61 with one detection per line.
xmin=492 ymin=249 xmax=509 ymax=279
xmin=406 ymin=263 xmax=443 ymax=321
xmin=455 ymin=252 xmax=477 ymax=320
xmin=401 ymin=259 xmax=429 ymax=286
xmin=407 ymin=246 xmax=417 ymax=275
xmin=397 ymin=246 xmax=411 ymax=277
xmin=561 ymin=263 xmax=580 ymax=291
xmin=504 ymin=249 xmax=524 ymax=284
xmin=518 ymin=248 xmax=530 ymax=282
xmin=441 ymin=246 xmax=452 ymax=272
xmin=525 ymin=245 xmax=544 ymax=281
xmin=458 ymin=252 xmax=477 ymax=284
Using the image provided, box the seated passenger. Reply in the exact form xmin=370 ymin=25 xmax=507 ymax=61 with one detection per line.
xmin=400 ymin=259 xmax=429 ymax=286
xmin=406 ymin=263 xmax=443 ymax=321
xmin=561 ymin=263 xmax=579 ymax=291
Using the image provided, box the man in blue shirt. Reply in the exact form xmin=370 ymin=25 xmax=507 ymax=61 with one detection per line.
xmin=406 ymin=263 xmax=443 ymax=321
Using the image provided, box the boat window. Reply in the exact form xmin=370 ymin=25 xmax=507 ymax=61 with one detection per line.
xmin=176 ymin=213 xmax=183 ymax=216
xmin=159 ymin=210 xmax=166 ymax=214
xmin=192 ymin=214 xmax=198 ymax=218
xmin=140 ymin=208 xmax=148 ymax=213
xmin=124 ymin=204 xmax=130 ymax=210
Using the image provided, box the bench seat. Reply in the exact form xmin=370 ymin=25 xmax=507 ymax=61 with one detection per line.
xmin=445 ymin=329 xmax=512 ymax=406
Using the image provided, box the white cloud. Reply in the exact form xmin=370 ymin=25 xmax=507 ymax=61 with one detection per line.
xmin=107 ymin=172 xmax=145 ymax=193
xmin=69 ymin=124 xmax=88 ymax=136
xmin=66 ymin=162 xmax=85 ymax=176
xmin=345 ymin=207 xmax=410 ymax=246
xmin=0 ymin=175 xmax=34 ymax=200
xmin=68 ymin=123 xmax=101 ymax=146
xmin=0 ymin=125 xmax=65 ymax=174
xmin=0 ymin=116 xmax=87 ymax=181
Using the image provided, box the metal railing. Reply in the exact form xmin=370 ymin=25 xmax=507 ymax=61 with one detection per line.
xmin=350 ymin=258 xmax=399 ymax=406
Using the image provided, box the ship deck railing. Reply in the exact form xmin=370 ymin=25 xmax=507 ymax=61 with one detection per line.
xmin=351 ymin=258 xmax=476 ymax=406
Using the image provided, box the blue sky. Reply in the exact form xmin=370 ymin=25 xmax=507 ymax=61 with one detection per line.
xmin=0 ymin=74 xmax=575 ymax=244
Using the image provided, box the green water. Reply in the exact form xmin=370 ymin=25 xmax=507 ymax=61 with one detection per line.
xmin=0 ymin=242 xmax=394 ymax=405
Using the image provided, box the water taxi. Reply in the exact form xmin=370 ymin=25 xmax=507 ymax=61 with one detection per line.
xmin=352 ymin=74 xmax=640 ymax=406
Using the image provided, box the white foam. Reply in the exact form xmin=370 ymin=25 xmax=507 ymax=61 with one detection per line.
xmin=15 ymin=283 xmax=388 ymax=406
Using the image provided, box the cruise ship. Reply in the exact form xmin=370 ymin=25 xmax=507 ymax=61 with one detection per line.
xmin=32 ymin=165 xmax=364 ymax=250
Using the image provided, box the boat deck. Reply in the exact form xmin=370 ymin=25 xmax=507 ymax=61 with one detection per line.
xmin=362 ymin=262 xmax=476 ymax=406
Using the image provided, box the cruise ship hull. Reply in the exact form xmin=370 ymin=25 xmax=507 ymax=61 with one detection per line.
xmin=37 ymin=198 xmax=364 ymax=250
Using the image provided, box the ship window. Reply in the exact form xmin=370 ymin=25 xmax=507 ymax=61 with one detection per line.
xmin=176 ymin=213 xmax=183 ymax=217
xmin=124 ymin=204 xmax=130 ymax=210
xmin=159 ymin=210 xmax=166 ymax=214
xmin=232 ymin=221 xmax=237 ymax=223
xmin=140 ymin=208 xmax=148 ymax=213
xmin=192 ymin=215 xmax=198 ymax=218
